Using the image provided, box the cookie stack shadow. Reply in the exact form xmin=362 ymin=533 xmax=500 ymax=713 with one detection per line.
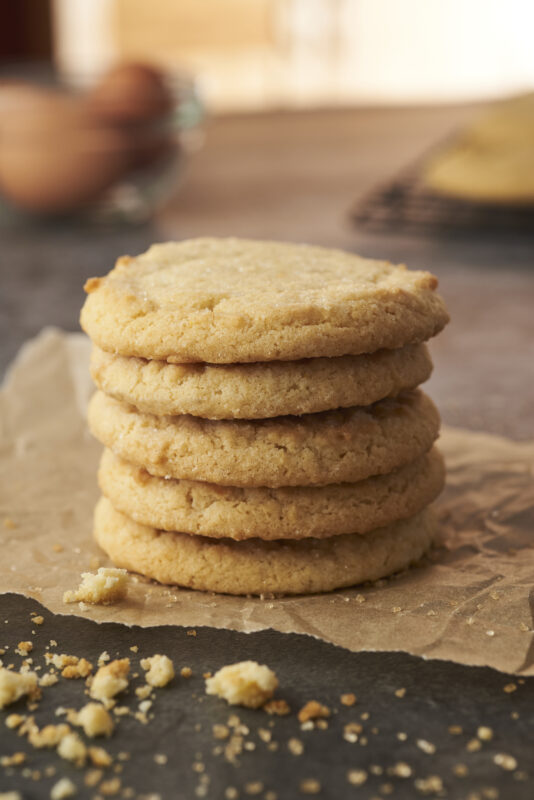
xmin=81 ymin=238 xmax=449 ymax=596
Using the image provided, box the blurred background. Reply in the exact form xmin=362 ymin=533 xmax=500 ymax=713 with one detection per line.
xmin=1 ymin=0 xmax=534 ymax=225
xmin=1 ymin=0 xmax=533 ymax=437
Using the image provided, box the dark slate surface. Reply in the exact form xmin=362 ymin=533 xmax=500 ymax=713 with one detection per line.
xmin=0 ymin=594 xmax=532 ymax=800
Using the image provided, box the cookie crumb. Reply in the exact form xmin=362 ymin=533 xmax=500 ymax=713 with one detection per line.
xmin=135 ymin=685 xmax=152 ymax=700
xmin=28 ymin=723 xmax=71 ymax=749
xmin=394 ymin=688 xmax=406 ymax=698
xmin=206 ymin=661 xmax=278 ymax=709
xmin=16 ymin=641 xmax=33 ymax=656
xmin=0 ymin=667 xmax=38 ymax=709
xmin=140 ymin=654 xmax=174 ymax=688
xmin=298 ymin=701 xmax=330 ymax=723
xmin=212 ymin=724 xmax=230 ymax=740
xmin=39 ymin=673 xmax=59 ymax=687
xmin=263 ymin=699 xmax=290 ymax=716
xmin=453 ymin=764 xmax=468 ymax=777
xmin=299 ymin=779 xmax=321 ymax=794
xmin=389 ymin=762 xmax=412 ymax=778
xmin=63 ymin=568 xmax=128 ymax=605
xmin=99 ymin=777 xmax=121 ymax=796
xmin=57 ymin=732 xmax=87 ymax=766
xmin=62 ymin=658 xmax=93 ymax=680
xmin=88 ymin=746 xmax=112 ymax=768
xmin=90 ymin=659 xmax=130 ymax=702
xmin=74 ymin=703 xmax=114 ymax=738
xmin=494 ymin=753 xmax=517 ymax=771
xmin=340 ymin=693 xmax=356 ymax=706
xmin=477 ymin=726 xmax=493 ymax=741
xmin=244 ymin=781 xmax=263 ymax=795
xmin=50 ymin=777 xmax=77 ymax=799
xmin=347 ymin=769 xmax=367 ymax=786
xmin=84 ymin=769 xmax=103 ymax=787
xmin=288 ymin=737 xmax=304 ymax=756
xmin=5 ymin=713 xmax=25 ymax=729
xmin=416 ymin=739 xmax=436 ymax=755
xmin=503 ymin=682 xmax=517 ymax=694
xmin=180 ymin=667 xmax=193 ymax=678
xmin=414 ymin=775 xmax=443 ymax=794
xmin=466 ymin=738 xmax=481 ymax=752
xmin=0 ymin=752 xmax=26 ymax=767
xmin=343 ymin=722 xmax=362 ymax=742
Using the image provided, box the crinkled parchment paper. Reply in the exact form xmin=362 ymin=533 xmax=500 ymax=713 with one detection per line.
xmin=1 ymin=329 xmax=533 ymax=674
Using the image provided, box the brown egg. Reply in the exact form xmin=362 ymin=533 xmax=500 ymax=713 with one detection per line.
xmin=0 ymin=83 xmax=132 ymax=213
xmin=87 ymin=62 xmax=174 ymax=124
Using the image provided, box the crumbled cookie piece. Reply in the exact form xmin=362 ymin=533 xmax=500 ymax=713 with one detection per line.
xmin=88 ymin=746 xmax=112 ymax=768
xmin=416 ymin=739 xmax=436 ymax=755
xmin=63 ymin=568 xmax=128 ymax=605
xmin=0 ymin=752 xmax=26 ymax=767
xmin=63 ymin=659 xmax=93 ymax=680
xmin=28 ymin=723 xmax=71 ymax=749
xmin=389 ymin=762 xmax=412 ymax=778
xmin=90 ymin=659 xmax=130 ymax=702
xmin=340 ymin=693 xmax=356 ymax=706
xmin=288 ymin=737 xmax=304 ymax=756
xmin=50 ymin=777 xmax=77 ymax=799
xmin=264 ymin=699 xmax=290 ymax=716
xmin=5 ymin=713 xmax=25 ymax=729
xmin=299 ymin=778 xmax=321 ymax=794
xmin=477 ymin=726 xmax=493 ymax=741
xmin=180 ymin=667 xmax=192 ymax=678
xmin=57 ymin=732 xmax=87 ymax=766
xmin=84 ymin=769 xmax=103 ymax=787
xmin=0 ymin=667 xmax=38 ymax=709
xmin=39 ymin=673 xmax=59 ymax=688
xmin=414 ymin=775 xmax=443 ymax=794
xmin=347 ymin=769 xmax=367 ymax=786
xmin=0 ymin=792 xmax=23 ymax=800
xmin=15 ymin=641 xmax=33 ymax=656
xmin=99 ymin=777 xmax=121 ymax=796
xmin=73 ymin=703 xmax=114 ymax=738
xmin=298 ymin=701 xmax=330 ymax=723
xmin=140 ymin=654 xmax=174 ymax=688
xmin=32 ymin=616 xmax=44 ymax=626
xmin=206 ymin=661 xmax=278 ymax=709
xmin=494 ymin=753 xmax=518 ymax=771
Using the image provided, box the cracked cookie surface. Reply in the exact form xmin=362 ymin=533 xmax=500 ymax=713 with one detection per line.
xmin=88 ymin=389 xmax=440 ymax=488
xmin=81 ymin=238 xmax=449 ymax=363
xmin=98 ymin=447 xmax=445 ymax=539
xmin=94 ymin=497 xmax=438 ymax=596
xmin=90 ymin=343 xmax=432 ymax=419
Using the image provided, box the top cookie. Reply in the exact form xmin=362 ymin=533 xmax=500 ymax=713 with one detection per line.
xmin=81 ymin=238 xmax=449 ymax=363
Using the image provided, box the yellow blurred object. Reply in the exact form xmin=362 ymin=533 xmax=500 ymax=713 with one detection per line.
xmin=423 ymin=94 xmax=534 ymax=205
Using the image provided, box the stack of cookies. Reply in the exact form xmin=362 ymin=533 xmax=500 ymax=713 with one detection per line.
xmin=81 ymin=238 xmax=449 ymax=596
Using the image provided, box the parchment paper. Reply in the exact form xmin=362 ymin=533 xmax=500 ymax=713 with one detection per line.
xmin=1 ymin=329 xmax=533 ymax=675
